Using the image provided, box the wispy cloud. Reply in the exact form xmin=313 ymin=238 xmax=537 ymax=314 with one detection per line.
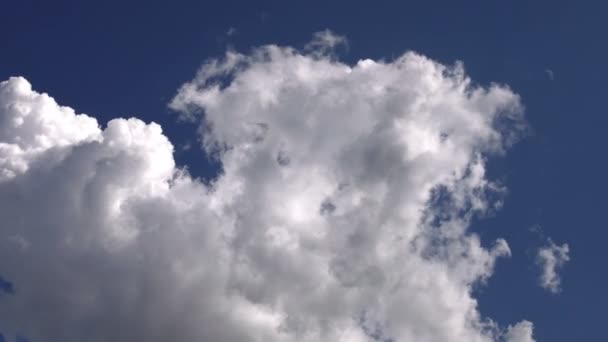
xmin=537 ymin=239 xmax=570 ymax=293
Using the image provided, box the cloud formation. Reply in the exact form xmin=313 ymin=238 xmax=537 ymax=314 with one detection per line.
xmin=536 ymin=239 xmax=570 ymax=293
xmin=504 ymin=321 xmax=535 ymax=342
xmin=0 ymin=36 xmax=530 ymax=341
xmin=304 ymin=29 xmax=348 ymax=55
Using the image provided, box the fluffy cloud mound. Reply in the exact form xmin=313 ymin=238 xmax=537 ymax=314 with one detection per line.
xmin=0 ymin=77 xmax=100 ymax=181
xmin=0 ymin=38 xmax=531 ymax=341
xmin=504 ymin=321 xmax=535 ymax=342
xmin=537 ymin=239 xmax=570 ymax=294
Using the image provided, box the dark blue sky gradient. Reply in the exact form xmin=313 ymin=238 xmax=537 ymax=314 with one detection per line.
xmin=1 ymin=1 xmax=607 ymax=340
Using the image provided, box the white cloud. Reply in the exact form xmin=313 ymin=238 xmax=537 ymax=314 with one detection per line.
xmin=504 ymin=321 xmax=535 ymax=342
xmin=537 ymin=238 xmax=570 ymax=293
xmin=304 ymin=29 xmax=348 ymax=55
xmin=0 ymin=77 xmax=100 ymax=181
xmin=0 ymin=35 xmax=531 ymax=341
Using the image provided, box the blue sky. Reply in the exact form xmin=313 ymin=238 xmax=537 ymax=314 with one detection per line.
xmin=0 ymin=1 xmax=606 ymax=341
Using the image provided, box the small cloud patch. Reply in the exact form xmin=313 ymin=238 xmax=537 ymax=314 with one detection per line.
xmin=536 ymin=239 xmax=570 ymax=294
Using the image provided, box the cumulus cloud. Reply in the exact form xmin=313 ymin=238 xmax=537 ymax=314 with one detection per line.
xmin=504 ymin=321 xmax=535 ymax=342
xmin=0 ymin=34 xmax=530 ymax=341
xmin=0 ymin=77 xmax=100 ymax=181
xmin=537 ymin=239 xmax=570 ymax=293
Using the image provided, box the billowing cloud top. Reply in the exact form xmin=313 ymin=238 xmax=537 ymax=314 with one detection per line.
xmin=0 ymin=36 xmax=532 ymax=341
